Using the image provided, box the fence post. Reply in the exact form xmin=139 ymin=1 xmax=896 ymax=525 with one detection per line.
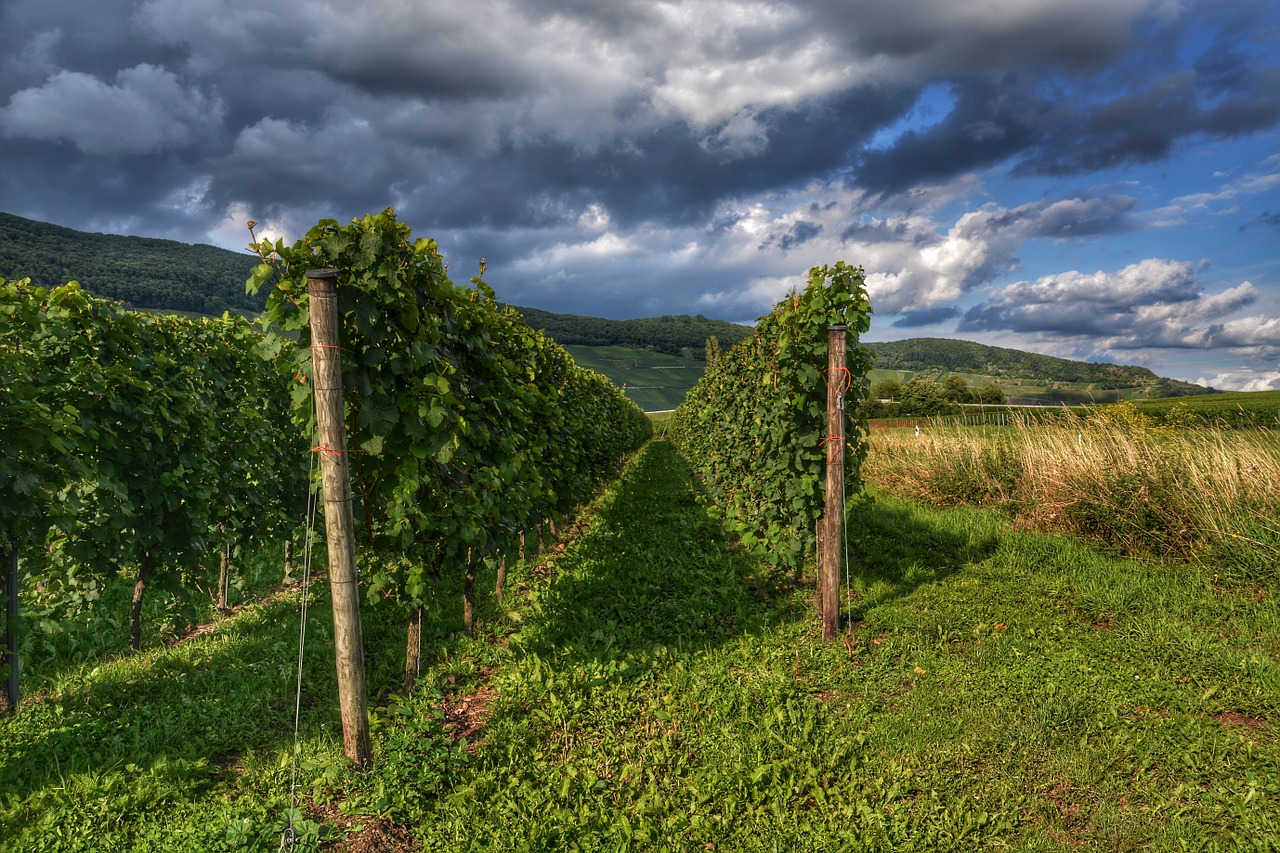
xmin=307 ymin=268 xmax=372 ymax=768
xmin=821 ymin=325 xmax=848 ymax=642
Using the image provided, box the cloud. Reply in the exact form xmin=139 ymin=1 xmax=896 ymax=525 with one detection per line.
xmin=960 ymin=259 xmax=1280 ymax=355
xmin=0 ymin=0 xmax=1278 ymax=387
xmin=1197 ymin=369 xmax=1280 ymax=392
xmin=1 ymin=64 xmax=222 ymax=154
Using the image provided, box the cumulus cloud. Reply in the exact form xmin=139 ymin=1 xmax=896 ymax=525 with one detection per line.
xmin=1 ymin=64 xmax=222 ymax=154
xmin=1198 ymin=369 xmax=1280 ymax=392
xmin=961 ymin=259 xmax=1280 ymax=355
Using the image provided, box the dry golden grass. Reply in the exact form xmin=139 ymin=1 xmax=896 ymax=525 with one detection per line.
xmin=864 ymin=403 xmax=1280 ymax=573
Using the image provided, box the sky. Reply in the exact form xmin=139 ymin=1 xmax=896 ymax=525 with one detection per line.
xmin=2 ymin=0 xmax=1279 ymax=390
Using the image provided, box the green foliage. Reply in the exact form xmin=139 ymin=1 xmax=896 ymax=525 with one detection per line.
xmin=1131 ymin=390 xmax=1280 ymax=428
xmin=897 ymin=377 xmax=957 ymax=417
xmin=668 ymin=262 xmax=873 ymax=573
xmin=868 ymin=376 xmax=903 ymax=402
xmin=0 ymin=212 xmax=263 ymax=315
xmin=940 ymin=373 xmax=972 ymax=403
xmin=1 ymin=275 xmax=302 ymax=650
xmin=3 ymin=442 xmax=1279 ymax=850
xmin=249 ymin=209 xmax=650 ymax=610
xmin=972 ymin=383 xmax=1006 ymax=404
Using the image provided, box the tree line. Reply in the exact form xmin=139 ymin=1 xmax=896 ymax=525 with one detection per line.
xmin=864 ymin=374 xmax=1007 ymax=418
xmin=868 ymin=337 xmax=1213 ymax=396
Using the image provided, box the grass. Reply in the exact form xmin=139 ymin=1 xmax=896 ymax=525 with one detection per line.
xmin=865 ymin=404 xmax=1280 ymax=578
xmin=3 ymin=439 xmax=1278 ymax=850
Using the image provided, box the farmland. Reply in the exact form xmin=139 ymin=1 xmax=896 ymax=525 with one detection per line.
xmin=3 ymin=437 xmax=1277 ymax=850
xmin=3 ymin=221 xmax=1277 ymax=848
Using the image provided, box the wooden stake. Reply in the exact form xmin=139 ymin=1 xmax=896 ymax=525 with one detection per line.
xmin=307 ymin=268 xmax=372 ymax=768
xmin=821 ymin=325 xmax=848 ymax=642
xmin=404 ymin=605 xmax=422 ymax=694
xmin=130 ymin=552 xmax=154 ymax=653
xmin=217 ymin=522 xmax=230 ymax=611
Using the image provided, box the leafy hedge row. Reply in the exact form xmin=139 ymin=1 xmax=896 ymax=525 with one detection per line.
xmin=0 ymin=276 xmax=301 ymax=650
xmin=668 ymin=263 xmax=873 ymax=574
xmin=249 ymin=209 xmax=651 ymax=627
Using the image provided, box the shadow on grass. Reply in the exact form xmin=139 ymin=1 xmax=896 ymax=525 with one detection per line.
xmin=502 ymin=441 xmax=1006 ymax=681
xmin=845 ymin=496 xmax=1001 ymax=620
xmin=512 ymin=441 xmax=779 ymax=673
xmin=0 ymin=579 xmax=424 ymax=806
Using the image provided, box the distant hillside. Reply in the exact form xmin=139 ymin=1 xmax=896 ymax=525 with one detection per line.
xmin=511 ymin=305 xmax=754 ymax=358
xmin=0 ymin=212 xmax=262 ymax=315
xmin=868 ymin=337 xmax=1215 ymax=398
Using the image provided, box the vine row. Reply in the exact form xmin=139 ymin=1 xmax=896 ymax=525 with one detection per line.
xmin=668 ymin=263 xmax=874 ymax=575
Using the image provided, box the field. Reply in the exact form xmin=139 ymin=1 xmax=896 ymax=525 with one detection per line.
xmin=1133 ymin=390 xmax=1280 ymax=428
xmin=564 ymin=345 xmax=706 ymax=412
xmin=3 ymin=438 xmax=1277 ymax=850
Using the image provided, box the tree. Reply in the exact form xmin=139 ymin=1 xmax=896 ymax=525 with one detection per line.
xmin=898 ymin=378 xmax=954 ymax=416
xmin=941 ymin=374 xmax=973 ymax=404
xmin=974 ymin=384 xmax=1007 ymax=404
xmin=869 ymin=377 xmax=904 ymax=401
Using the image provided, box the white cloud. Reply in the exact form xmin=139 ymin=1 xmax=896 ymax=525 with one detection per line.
xmin=0 ymin=64 xmax=222 ymax=154
xmin=1197 ymin=369 xmax=1280 ymax=392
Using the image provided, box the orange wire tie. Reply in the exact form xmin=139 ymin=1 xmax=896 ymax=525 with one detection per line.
xmin=820 ymin=435 xmax=846 ymax=463
xmin=826 ymin=365 xmax=853 ymax=396
xmin=311 ymin=444 xmax=365 ymax=458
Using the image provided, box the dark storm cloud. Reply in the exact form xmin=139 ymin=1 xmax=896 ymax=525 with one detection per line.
xmin=0 ymin=0 xmax=1277 ymax=376
xmin=893 ymin=306 xmax=960 ymax=328
xmin=855 ymin=77 xmax=1044 ymax=194
xmin=1022 ymin=64 xmax=1280 ymax=177
xmin=2 ymin=0 xmax=1273 ymax=242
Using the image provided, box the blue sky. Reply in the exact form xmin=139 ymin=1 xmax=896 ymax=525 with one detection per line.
xmin=2 ymin=0 xmax=1278 ymax=389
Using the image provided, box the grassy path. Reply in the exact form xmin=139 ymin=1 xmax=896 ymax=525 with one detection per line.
xmin=2 ymin=439 xmax=1277 ymax=850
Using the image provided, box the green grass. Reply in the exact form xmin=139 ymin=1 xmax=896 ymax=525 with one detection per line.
xmin=564 ymin=345 xmax=706 ymax=412
xmin=3 ymin=441 xmax=1278 ymax=850
xmin=1133 ymin=390 xmax=1280 ymax=427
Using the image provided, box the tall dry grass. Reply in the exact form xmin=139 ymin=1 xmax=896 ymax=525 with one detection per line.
xmin=864 ymin=403 xmax=1280 ymax=577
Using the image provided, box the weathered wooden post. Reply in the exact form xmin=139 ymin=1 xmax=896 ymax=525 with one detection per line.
xmin=307 ymin=268 xmax=372 ymax=767
xmin=821 ymin=325 xmax=848 ymax=642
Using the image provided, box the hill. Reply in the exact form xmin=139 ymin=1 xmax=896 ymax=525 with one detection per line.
xmin=867 ymin=337 xmax=1215 ymax=400
xmin=0 ymin=211 xmax=262 ymax=315
xmin=511 ymin=305 xmax=753 ymax=358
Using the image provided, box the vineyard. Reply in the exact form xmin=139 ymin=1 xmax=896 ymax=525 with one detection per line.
xmin=3 ymin=221 xmax=1278 ymax=850
xmin=0 ymin=209 xmax=652 ymax=718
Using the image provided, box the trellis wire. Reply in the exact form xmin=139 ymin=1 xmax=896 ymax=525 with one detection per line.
xmin=282 ymin=450 xmax=321 ymax=853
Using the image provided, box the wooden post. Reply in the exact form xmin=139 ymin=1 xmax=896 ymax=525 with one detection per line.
xmin=307 ymin=268 xmax=372 ymax=768
xmin=217 ymin=522 xmax=230 ymax=611
xmin=4 ymin=543 xmax=17 ymax=714
xmin=821 ymin=325 xmax=848 ymax=642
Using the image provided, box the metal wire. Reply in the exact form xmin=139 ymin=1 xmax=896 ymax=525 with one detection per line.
xmin=284 ymin=449 xmax=320 ymax=852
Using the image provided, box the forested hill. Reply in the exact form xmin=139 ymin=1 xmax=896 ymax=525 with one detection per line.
xmin=0 ymin=212 xmax=262 ymax=315
xmin=869 ymin=337 xmax=1214 ymax=396
xmin=511 ymin=305 xmax=754 ymax=357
